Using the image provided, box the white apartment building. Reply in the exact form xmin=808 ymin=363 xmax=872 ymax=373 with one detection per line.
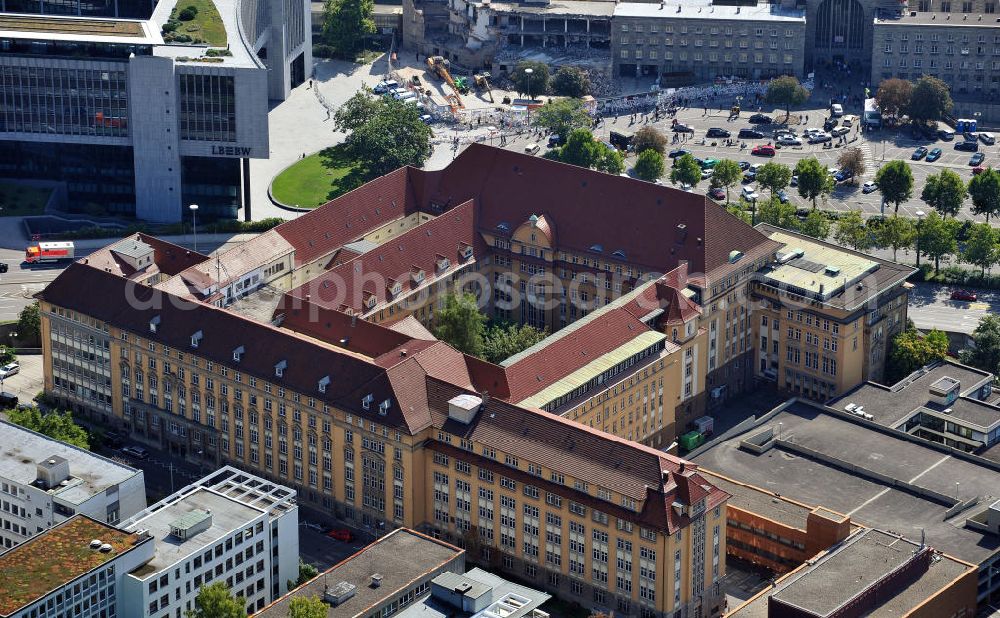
xmin=0 ymin=420 xmax=146 ymax=551
xmin=119 ymin=466 xmax=299 ymax=617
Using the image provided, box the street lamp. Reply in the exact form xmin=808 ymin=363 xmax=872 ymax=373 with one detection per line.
xmin=189 ymin=204 xmax=199 ymax=253
xmin=524 ymin=67 xmax=533 ymax=124
xmin=915 ymin=209 xmax=926 ymax=269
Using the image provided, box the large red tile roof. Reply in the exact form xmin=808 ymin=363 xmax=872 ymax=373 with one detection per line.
xmin=420 ymin=144 xmax=776 ymax=275
xmin=284 ymin=199 xmax=483 ymax=313
xmin=273 ymin=167 xmax=421 ymax=267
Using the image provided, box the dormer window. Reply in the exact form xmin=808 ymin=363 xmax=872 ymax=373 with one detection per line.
xmin=191 ymin=330 xmax=203 ymax=348
xmin=149 ymin=315 xmax=160 ymax=333
xmin=387 ymin=279 xmax=402 ymax=296
xmin=362 ymin=393 xmax=373 ymax=410
xmin=411 ymin=266 xmax=425 ymax=284
xmin=318 ymin=375 xmax=330 ymax=393
xmin=233 ymin=345 xmax=245 ymax=362
xmin=459 ymin=243 xmax=473 ymax=260
xmin=274 ymin=360 xmax=287 ymax=378
xmin=435 ymin=254 xmax=450 ymax=273
xmin=379 ymin=399 xmax=391 ymax=415
xmin=364 ymin=292 xmax=377 ymax=309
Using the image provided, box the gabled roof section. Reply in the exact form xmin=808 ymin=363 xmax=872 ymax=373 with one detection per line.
xmin=285 ymin=199 xmax=483 ymax=313
xmin=80 ymin=233 xmax=210 ymax=280
xmin=423 ymin=144 xmax=776 ymax=274
xmin=273 ymin=166 xmax=420 ymax=267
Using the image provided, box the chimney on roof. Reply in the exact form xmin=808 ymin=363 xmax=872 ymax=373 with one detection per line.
xmin=676 ymin=224 xmax=688 ymax=244
xmin=680 ymin=462 xmax=686 ymax=473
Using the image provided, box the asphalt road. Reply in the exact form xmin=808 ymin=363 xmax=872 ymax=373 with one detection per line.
xmin=907 ymin=282 xmax=999 ymax=334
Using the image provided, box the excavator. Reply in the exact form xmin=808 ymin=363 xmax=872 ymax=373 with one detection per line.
xmin=425 ymin=56 xmax=464 ymax=108
xmin=474 ymin=72 xmax=494 ymax=103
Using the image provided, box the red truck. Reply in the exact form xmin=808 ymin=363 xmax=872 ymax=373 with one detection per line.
xmin=25 ymin=241 xmax=75 ymax=264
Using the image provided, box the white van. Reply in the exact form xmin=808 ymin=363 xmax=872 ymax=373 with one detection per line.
xmin=841 ymin=114 xmax=858 ymax=127
xmin=831 ymin=103 xmax=844 ymax=117
xmin=398 ymin=91 xmax=419 ymax=103
xmin=524 ymin=143 xmax=541 ymax=155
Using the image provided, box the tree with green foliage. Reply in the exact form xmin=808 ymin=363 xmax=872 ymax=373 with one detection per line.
xmin=799 ymin=210 xmax=832 ymax=240
xmin=837 ymin=147 xmax=866 ymax=184
xmin=433 ymin=293 xmax=487 ymax=358
xmin=558 ymin=128 xmax=600 ymax=168
xmin=726 ymin=202 xmax=751 ymax=224
xmin=873 ymin=215 xmax=916 ymax=262
xmin=960 ymin=314 xmax=1000 ymax=375
xmin=874 ymin=160 xmax=914 ymax=213
xmin=6 ymin=408 xmax=89 ymax=449
xmin=887 ymin=328 xmax=949 ymax=384
xmin=669 ymin=154 xmax=702 ymax=188
xmin=633 ymin=149 xmax=665 ymax=182
xmin=710 ymin=159 xmax=742 ymax=204
xmin=511 ymin=61 xmax=549 ymax=97
xmin=961 ymin=222 xmax=999 ymax=275
xmin=551 ymin=66 xmax=590 ymax=97
xmin=334 ymin=92 xmax=432 ymax=177
xmin=0 ymin=345 xmax=13 ymax=366
xmin=631 ymin=126 xmax=668 ymax=155
xmin=968 ymin=167 xmax=1000 ymax=223
xmin=917 ymin=210 xmax=960 ymax=274
xmin=186 ymin=583 xmax=245 ymax=618
xmin=757 ymin=196 xmax=798 ymax=230
xmin=833 ymin=210 xmax=872 ymax=251
xmin=874 ymin=77 xmax=913 ymax=120
xmin=532 ymin=99 xmax=592 ymax=140
xmin=322 ymin=0 xmax=375 ymax=57
xmin=288 ymin=559 xmax=319 ymax=590
xmin=17 ymin=301 xmax=40 ymax=341
xmin=906 ymin=76 xmax=953 ymax=125
xmin=764 ymin=75 xmax=810 ymax=118
xmin=756 ymin=162 xmax=792 ymax=197
xmin=289 ymin=596 xmax=329 ymax=618
xmin=794 ymin=157 xmax=834 ymax=209
xmin=596 ymin=147 xmax=625 ymax=175
xmin=482 ymin=322 xmax=547 ymax=364
xmin=922 ymin=169 xmax=968 ymax=218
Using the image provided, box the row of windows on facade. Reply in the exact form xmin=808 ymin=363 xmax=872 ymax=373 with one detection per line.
xmin=18 ymin=567 xmax=117 ymax=618
xmin=883 ymin=58 xmax=1000 ymax=71
xmin=915 ymin=0 xmax=993 ymax=12
xmin=619 ymin=50 xmax=795 ymax=63
xmin=883 ymin=43 xmax=1000 ymax=55
xmin=619 ymin=37 xmax=798 ymax=50
xmin=619 ymin=24 xmax=798 ymax=37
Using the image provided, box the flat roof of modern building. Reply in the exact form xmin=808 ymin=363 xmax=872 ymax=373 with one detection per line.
xmin=0 ymin=420 xmax=142 ymax=506
xmin=490 ymin=0 xmax=615 ymax=18
xmin=0 ymin=515 xmax=148 ymax=617
xmin=692 ymin=399 xmax=1000 ymax=566
xmin=698 ymin=470 xmax=812 ymax=530
xmin=148 ymin=0 xmax=263 ymax=68
xmin=123 ymin=487 xmax=262 ymax=577
xmin=256 ymin=528 xmax=464 ymax=617
xmin=615 ymin=1 xmax=805 ymax=21
xmin=0 ymin=12 xmax=162 ymax=44
xmin=754 ymin=224 xmax=915 ymax=311
xmin=729 ymin=528 xmax=974 ymax=617
xmin=396 ymin=567 xmax=550 ymax=618
xmin=833 ymin=360 xmax=996 ymax=429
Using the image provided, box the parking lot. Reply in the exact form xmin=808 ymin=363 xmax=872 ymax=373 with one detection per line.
xmin=0 ymin=353 xmax=42 ymax=407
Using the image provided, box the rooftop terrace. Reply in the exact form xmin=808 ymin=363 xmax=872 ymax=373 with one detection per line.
xmin=0 ymin=516 xmax=147 ymax=616
xmin=0 ymin=12 xmax=161 ymax=44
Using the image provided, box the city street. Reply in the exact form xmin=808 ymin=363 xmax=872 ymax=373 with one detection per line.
xmin=907 ymin=282 xmax=999 ymax=334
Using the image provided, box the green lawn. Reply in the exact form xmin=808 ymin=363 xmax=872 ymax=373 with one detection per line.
xmin=270 ymin=146 xmax=364 ymax=209
xmin=0 ymin=182 xmax=51 ymax=216
xmin=167 ymin=0 xmax=226 ymax=46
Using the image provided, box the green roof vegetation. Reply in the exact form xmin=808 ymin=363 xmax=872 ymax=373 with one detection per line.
xmin=0 ymin=517 xmax=139 ymax=616
xmin=0 ymin=14 xmax=145 ymax=37
xmin=163 ymin=0 xmax=226 ymax=46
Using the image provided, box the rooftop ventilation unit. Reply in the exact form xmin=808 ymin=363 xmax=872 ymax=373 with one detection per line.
xmin=371 ymin=574 xmax=384 ymax=588
xmin=448 ymin=394 xmax=483 ymax=424
xmin=324 ymin=582 xmax=357 ymax=606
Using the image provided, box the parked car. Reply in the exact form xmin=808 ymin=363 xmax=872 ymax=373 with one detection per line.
xmin=547 ymin=134 xmax=563 ymax=147
xmin=790 ymin=175 xmax=799 ymax=186
xmin=777 ymin=190 xmax=790 ymax=203
xmin=862 ymin=181 xmax=878 ymax=194
xmin=973 ymin=166 xmax=986 ymax=175
xmin=743 ymin=170 xmax=757 ymax=182
xmin=955 ymin=140 xmax=979 ymax=152
xmin=738 ymin=128 xmax=765 ymax=139
xmin=970 ymin=152 xmax=986 ymax=166
xmin=121 ymin=446 xmax=149 ymax=460
xmin=708 ymin=187 xmax=726 ymax=200
xmin=327 ymin=528 xmax=354 ymax=542
xmin=0 ymin=362 xmax=19 ymax=379
xmin=751 ymin=145 xmax=776 ymax=157
xmin=738 ymin=161 xmax=751 ymax=171
xmin=742 ymin=186 xmax=759 ymax=200
xmin=701 ymin=168 xmax=714 ymax=179
xmin=0 ymin=392 xmax=16 ymax=408
xmin=911 ymin=146 xmax=928 ymax=160
xmin=823 ymin=118 xmax=838 ymax=131
xmin=372 ymin=79 xmax=399 ymax=94
xmin=706 ymin=128 xmax=730 ymax=138
xmin=672 ymin=123 xmax=695 ymax=133
xmin=834 ymin=169 xmax=854 ymax=182
xmin=841 ymin=115 xmax=858 ymax=127
xmin=699 ymin=158 xmax=719 ymax=169
xmin=830 ymin=103 xmax=844 ymax=117
xmin=926 ymin=148 xmax=943 ymax=162
xmin=831 ymin=127 xmax=850 ymax=137
xmin=777 ymin=134 xmax=802 ymax=145
xmin=668 ymin=149 xmax=691 ymax=159
xmin=938 ymin=129 xmax=956 ymax=141
xmin=808 ymin=132 xmax=832 ymax=144
xmin=951 ymin=289 xmax=978 ymax=302
xmin=103 ymin=430 xmax=125 ymax=448
xmin=748 ymin=113 xmax=773 ymax=124
xmin=524 ymin=143 xmax=540 ymax=155
xmin=980 ymin=132 xmax=996 ymax=145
